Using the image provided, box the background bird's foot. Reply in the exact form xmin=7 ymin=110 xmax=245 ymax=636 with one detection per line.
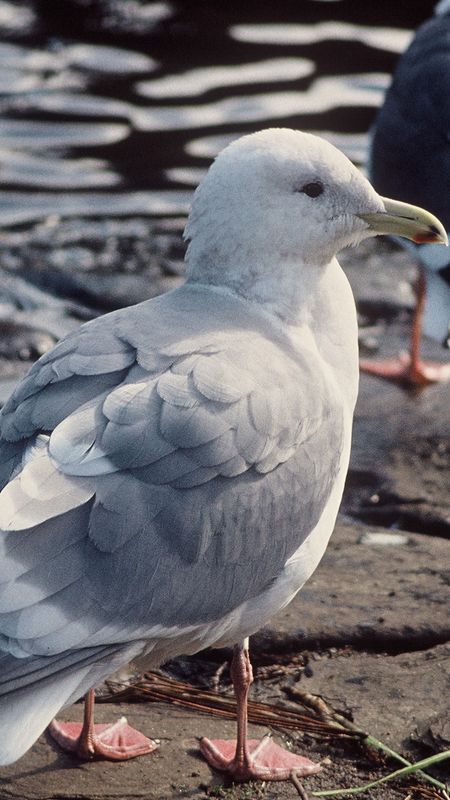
xmin=48 ymin=716 xmax=158 ymax=761
xmin=200 ymin=734 xmax=321 ymax=781
xmin=360 ymin=352 xmax=450 ymax=387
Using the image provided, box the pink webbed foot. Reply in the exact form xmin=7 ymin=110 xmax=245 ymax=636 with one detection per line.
xmin=48 ymin=716 xmax=158 ymax=761
xmin=200 ymin=733 xmax=321 ymax=782
xmin=360 ymin=352 xmax=450 ymax=387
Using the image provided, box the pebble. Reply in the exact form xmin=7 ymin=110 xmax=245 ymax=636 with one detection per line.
xmin=358 ymin=531 xmax=409 ymax=546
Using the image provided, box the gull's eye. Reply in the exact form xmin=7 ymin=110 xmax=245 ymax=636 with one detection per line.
xmin=300 ymin=181 xmax=324 ymax=198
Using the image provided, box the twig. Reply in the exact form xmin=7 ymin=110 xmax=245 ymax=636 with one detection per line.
xmin=412 ymin=785 xmax=450 ymax=800
xmin=291 ymin=771 xmax=312 ymax=799
xmin=99 ymin=671 xmax=358 ymax=739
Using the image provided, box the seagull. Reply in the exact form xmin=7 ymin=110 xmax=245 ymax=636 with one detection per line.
xmin=0 ymin=128 xmax=445 ymax=784
xmin=363 ymin=0 xmax=450 ymax=386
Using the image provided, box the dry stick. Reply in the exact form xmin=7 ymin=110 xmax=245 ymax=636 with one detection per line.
xmin=291 ymin=771 xmax=312 ymax=799
xmin=101 ymin=672 xmax=357 ymax=738
xmin=409 ymin=785 xmax=450 ymax=800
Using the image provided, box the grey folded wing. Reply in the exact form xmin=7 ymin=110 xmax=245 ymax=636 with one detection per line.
xmin=0 ymin=285 xmax=344 ymax=661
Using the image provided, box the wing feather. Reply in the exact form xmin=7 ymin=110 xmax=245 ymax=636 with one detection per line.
xmin=193 ymin=353 xmax=255 ymax=402
xmin=0 ymin=285 xmax=346 ymax=678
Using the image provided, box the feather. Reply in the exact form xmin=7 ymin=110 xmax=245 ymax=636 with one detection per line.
xmin=159 ymin=400 xmax=233 ymax=448
xmin=157 ymin=370 xmax=203 ymax=408
xmin=193 ymin=354 xmax=255 ymax=402
xmin=0 ymin=456 xmax=94 ymax=531
xmin=49 ymin=398 xmax=108 ymax=466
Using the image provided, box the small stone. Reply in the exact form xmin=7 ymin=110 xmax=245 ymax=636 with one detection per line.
xmin=359 ymin=531 xmax=409 ymax=546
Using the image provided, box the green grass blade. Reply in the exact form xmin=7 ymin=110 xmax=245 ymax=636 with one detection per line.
xmin=310 ymin=749 xmax=450 ymax=798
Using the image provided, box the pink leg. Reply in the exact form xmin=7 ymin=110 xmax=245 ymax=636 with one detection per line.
xmin=360 ymin=266 xmax=450 ymax=387
xmin=200 ymin=641 xmax=321 ymax=782
xmin=48 ymin=689 xmax=158 ymax=761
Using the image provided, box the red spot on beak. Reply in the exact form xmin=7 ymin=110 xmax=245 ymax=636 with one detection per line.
xmin=413 ymin=230 xmax=444 ymax=244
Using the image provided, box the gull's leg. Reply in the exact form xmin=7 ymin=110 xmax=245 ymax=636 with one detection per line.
xmin=200 ymin=638 xmax=321 ymax=782
xmin=360 ymin=266 xmax=450 ymax=386
xmin=48 ymin=688 xmax=158 ymax=761
xmin=408 ymin=266 xmax=450 ymax=383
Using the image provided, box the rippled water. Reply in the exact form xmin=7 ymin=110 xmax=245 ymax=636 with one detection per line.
xmin=0 ymin=0 xmax=437 ymax=227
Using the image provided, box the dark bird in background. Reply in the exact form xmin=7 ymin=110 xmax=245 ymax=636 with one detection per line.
xmin=363 ymin=0 xmax=450 ymax=386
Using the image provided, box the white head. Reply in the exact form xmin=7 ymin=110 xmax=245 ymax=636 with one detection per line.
xmin=184 ymin=128 xmax=446 ymax=317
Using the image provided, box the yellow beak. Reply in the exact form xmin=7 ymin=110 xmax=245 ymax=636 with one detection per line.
xmin=358 ymin=197 xmax=448 ymax=245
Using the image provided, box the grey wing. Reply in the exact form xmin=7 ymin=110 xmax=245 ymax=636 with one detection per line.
xmin=0 ymin=314 xmax=137 ymax=489
xmin=0 ymin=287 xmax=344 ymax=662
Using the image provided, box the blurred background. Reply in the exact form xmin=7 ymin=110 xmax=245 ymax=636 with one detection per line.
xmin=0 ymin=0 xmax=438 ymax=399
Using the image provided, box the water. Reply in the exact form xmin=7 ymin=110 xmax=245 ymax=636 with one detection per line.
xmin=0 ymin=0 xmax=436 ymax=225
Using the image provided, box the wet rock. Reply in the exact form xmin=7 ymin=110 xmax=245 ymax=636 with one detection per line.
xmin=336 ymin=239 xmax=450 ymax=536
xmin=414 ymin=707 xmax=450 ymax=752
xmin=284 ymin=643 xmax=450 ymax=755
xmin=0 ymin=217 xmax=184 ymax=311
xmin=0 ymin=319 xmax=55 ymax=360
xmin=253 ymin=521 xmax=450 ymax=653
xmin=0 ymin=360 xmax=31 ymax=406
xmin=346 ymin=373 xmax=450 ymax=536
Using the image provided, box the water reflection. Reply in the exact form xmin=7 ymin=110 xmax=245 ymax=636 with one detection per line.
xmin=230 ymin=22 xmax=412 ymax=53
xmin=0 ymin=4 xmax=434 ymax=226
xmin=0 ymin=0 xmax=35 ymax=33
xmin=0 ymin=189 xmax=190 ymax=227
xmin=0 ymin=149 xmax=119 ymax=188
xmin=135 ymin=74 xmax=384 ymax=133
xmin=0 ymin=120 xmax=129 ymax=148
xmin=185 ymin=130 xmax=368 ymax=167
xmin=137 ymin=58 xmax=314 ymax=99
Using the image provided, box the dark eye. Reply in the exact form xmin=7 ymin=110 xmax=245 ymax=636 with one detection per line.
xmin=300 ymin=181 xmax=324 ymax=198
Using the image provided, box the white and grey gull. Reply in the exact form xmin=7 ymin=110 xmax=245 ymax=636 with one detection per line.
xmin=0 ymin=128 xmax=446 ymax=784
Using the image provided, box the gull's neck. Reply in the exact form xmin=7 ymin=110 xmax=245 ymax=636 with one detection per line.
xmin=187 ymin=252 xmax=359 ymax=412
xmin=186 ymin=253 xmax=331 ymax=327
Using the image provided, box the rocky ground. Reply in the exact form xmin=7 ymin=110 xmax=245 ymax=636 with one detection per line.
xmin=0 ymin=224 xmax=448 ymax=800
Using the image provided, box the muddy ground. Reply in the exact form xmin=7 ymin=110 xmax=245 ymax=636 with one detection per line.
xmin=0 ymin=227 xmax=449 ymax=800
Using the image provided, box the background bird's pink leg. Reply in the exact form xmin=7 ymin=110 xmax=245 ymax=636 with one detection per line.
xmin=200 ymin=639 xmax=321 ymax=782
xmin=360 ymin=265 xmax=450 ymax=386
xmin=48 ymin=688 xmax=158 ymax=761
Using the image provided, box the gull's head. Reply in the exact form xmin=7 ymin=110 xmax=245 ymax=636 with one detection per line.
xmin=185 ymin=128 xmax=446 ymax=290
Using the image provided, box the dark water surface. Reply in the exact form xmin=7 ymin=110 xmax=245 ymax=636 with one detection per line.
xmin=0 ymin=0 xmax=437 ymax=223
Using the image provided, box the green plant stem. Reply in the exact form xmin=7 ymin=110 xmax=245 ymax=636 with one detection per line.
xmin=314 ymin=705 xmax=447 ymax=792
xmin=363 ymin=734 xmax=447 ymax=791
xmin=309 ymin=750 xmax=450 ymax=798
